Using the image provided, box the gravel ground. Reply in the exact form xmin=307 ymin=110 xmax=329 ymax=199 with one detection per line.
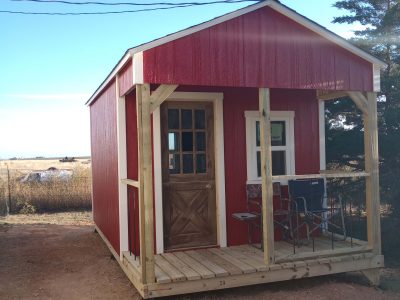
xmin=0 ymin=212 xmax=398 ymax=300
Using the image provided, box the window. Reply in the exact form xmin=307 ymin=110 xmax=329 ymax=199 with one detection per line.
xmin=167 ymin=107 xmax=208 ymax=175
xmin=245 ymin=111 xmax=295 ymax=183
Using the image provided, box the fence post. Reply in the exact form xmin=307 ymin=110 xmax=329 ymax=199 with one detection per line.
xmin=6 ymin=165 xmax=11 ymax=215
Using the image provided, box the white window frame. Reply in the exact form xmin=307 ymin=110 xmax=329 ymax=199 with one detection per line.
xmin=245 ymin=110 xmax=295 ymax=184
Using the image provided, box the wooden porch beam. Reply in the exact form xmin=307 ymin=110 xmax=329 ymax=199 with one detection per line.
xmin=259 ymin=88 xmax=275 ymax=266
xmin=121 ymin=178 xmax=139 ymax=188
xmin=364 ymin=92 xmax=381 ymax=255
xmin=149 ymin=84 xmax=178 ymax=112
xmin=347 ymin=91 xmax=369 ymax=115
xmin=316 ymin=90 xmax=348 ymax=101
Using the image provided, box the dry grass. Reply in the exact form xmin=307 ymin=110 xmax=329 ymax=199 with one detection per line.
xmin=0 ymin=211 xmax=93 ymax=226
xmin=0 ymin=159 xmax=92 ymax=213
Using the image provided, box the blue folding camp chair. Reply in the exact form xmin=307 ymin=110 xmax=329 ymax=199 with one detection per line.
xmin=289 ymin=178 xmax=346 ymax=242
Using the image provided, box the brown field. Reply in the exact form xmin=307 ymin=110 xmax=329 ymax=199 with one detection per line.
xmin=0 ymin=158 xmax=91 ymax=214
xmin=0 ymin=157 xmax=91 ymax=173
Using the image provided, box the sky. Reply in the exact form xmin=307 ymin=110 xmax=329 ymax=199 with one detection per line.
xmin=0 ymin=0 xmax=363 ymax=159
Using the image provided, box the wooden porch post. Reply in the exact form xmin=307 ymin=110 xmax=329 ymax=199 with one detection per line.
xmin=364 ymin=92 xmax=381 ymax=255
xmin=136 ymin=84 xmax=155 ymax=284
xmin=259 ymin=88 xmax=275 ymax=265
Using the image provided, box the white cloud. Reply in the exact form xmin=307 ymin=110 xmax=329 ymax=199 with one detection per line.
xmin=337 ymin=23 xmax=370 ymax=39
xmin=0 ymin=98 xmax=90 ymax=159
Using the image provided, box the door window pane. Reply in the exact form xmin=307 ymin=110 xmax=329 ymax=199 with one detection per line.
xmin=195 ymin=109 xmax=206 ymax=129
xmin=183 ymin=154 xmax=194 ymax=174
xmin=182 ymin=132 xmax=193 ymax=152
xmin=196 ymin=154 xmax=206 ymax=173
xmin=169 ymin=153 xmax=180 ymax=174
xmin=168 ymin=132 xmax=179 ymax=151
xmin=271 ymin=121 xmax=286 ymax=146
xmin=181 ymin=109 xmax=192 ymax=129
xmin=168 ymin=109 xmax=179 ymax=129
xmin=195 ymin=132 xmax=206 ymax=151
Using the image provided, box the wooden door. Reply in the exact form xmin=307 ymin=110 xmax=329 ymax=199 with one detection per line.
xmin=161 ymin=101 xmax=217 ymax=251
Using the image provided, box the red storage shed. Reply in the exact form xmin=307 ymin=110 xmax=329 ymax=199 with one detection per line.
xmin=87 ymin=1 xmax=385 ymax=298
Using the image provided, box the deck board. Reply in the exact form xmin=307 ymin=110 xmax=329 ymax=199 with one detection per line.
xmin=161 ymin=253 xmax=201 ymax=281
xmin=173 ymin=252 xmax=215 ymax=279
xmin=186 ymin=250 xmax=229 ymax=277
xmin=154 ymin=255 xmax=186 ymax=282
xmin=208 ymin=248 xmax=256 ymax=274
xmin=155 ymin=265 xmax=171 ymax=283
xmin=200 ymin=249 xmax=243 ymax=275
xmin=222 ymin=247 xmax=268 ymax=272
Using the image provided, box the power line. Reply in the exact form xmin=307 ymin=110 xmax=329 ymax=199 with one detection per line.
xmin=1 ymin=5 xmax=190 ymax=15
xmin=11 ymin=0 xmax=259 ymax=6
xmin=2 ymin=0 xmax=260 ymax=15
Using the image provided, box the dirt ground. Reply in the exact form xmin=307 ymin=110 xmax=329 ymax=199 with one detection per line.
xmin=0 ymin=213 xmax=399 ymax=300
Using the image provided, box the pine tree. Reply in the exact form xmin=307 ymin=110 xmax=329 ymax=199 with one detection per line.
xmin=329 ymin=0 xmax=400 ymax=215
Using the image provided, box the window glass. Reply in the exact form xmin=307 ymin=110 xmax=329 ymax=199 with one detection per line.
xmin=271 ymin=121 xmax=286 ymax=146
xmin=168 ymin=109 xmax=179 ymax=129
xmin=181 ymin=109 xmax=192 ymax=129
xmin=272 ymin=151 xmax=286 ymax=176
xmin=182 ymin=132 xmax=193 ymax=152
xmin=256 ymin=121 xmax=260 ymax=147
xmin=256 ymin=150 xmax=287 ymax=177
xmin=169 ymin=153 xmax=180 ymax=174
xmin=196 ymin=154 xmax=206 ymax=173
xmin=168 ymin=132 xmax=179 ymax=151
xmin=256 ymin=121 xmax=286 ymax=146
xmin=195 ymin=132 xmax=206 ymax=151
xmin=183 ymin=154 xmax=194 ymax=173
xmin=195 ymin=109 xmax=206 ymax=129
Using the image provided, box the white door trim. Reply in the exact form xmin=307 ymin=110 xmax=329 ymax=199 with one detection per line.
xmin=153 ymin=92 xmax=226 ymax=254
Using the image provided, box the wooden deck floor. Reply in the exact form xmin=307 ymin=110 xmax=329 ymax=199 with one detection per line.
xmin=95 ymin=223 xmax=382 ymax=298
xmin=123 ymin=236 xmax=370 ymax=285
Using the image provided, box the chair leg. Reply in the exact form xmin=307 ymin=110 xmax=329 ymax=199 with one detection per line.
xmin=338 ymin=195 xmax=347 ymax=239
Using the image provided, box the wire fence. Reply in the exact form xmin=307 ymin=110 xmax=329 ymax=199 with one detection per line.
xmin=0 ymin=168 xmax=92 ymax=215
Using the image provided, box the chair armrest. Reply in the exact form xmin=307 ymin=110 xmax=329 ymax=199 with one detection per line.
xmin=293 ymin=196 xmax=307 ymax=212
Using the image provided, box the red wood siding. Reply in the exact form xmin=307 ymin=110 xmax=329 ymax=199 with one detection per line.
xmin=118 ymin=60 xmax=133 ymax=96
xmin=144 ymin=6 xmax=373 ymax=91
xmin=90 ymin=80 xmax=120 ymax=253
xmin=223 ymin=87 xmax=320 ymax=246
xmin=172 ymin=86 xmax=319 ymax=246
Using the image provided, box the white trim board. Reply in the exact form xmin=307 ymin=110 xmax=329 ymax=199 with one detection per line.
xmin=153 ymin=92 xmax=226 ymax=254
xmin=116 ymin=81 xmax=129 ymax=259
xmin=86 ymin=52 xmax=131 ymax=106
xmin=373 ymin=64 xmax=381 ymax=92
xmin=87 ymin=0 xmax=385 ymax=106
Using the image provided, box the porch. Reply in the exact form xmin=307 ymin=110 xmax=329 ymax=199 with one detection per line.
xmin=120 ymin=237 xmax=382 ymax=298
xmin=110 ymin=82 xmax=383 ymax=298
